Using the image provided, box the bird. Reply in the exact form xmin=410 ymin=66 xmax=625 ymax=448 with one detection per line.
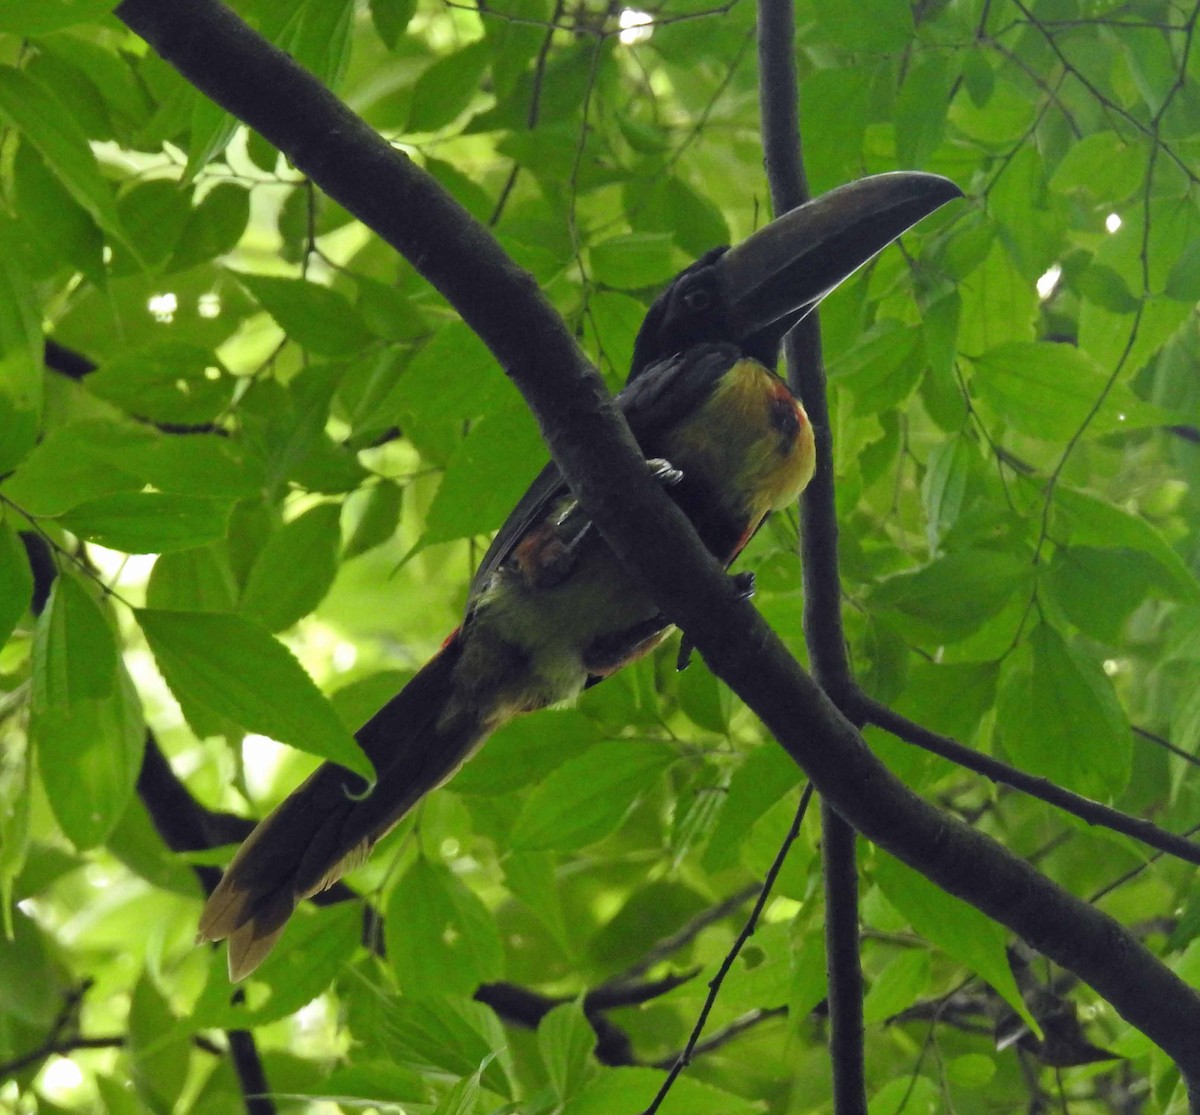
xmin=198 ymin=171 xmax=961 ymax=979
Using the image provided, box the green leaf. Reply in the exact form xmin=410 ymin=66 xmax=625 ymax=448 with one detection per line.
xmin=0 ymin=721 xmax=32 ymax=919
xmin=677 ymin=657 xmax=727 ymax=733
xmin=1049 ymin=131 xmax=1144 ymax=202
xmin=370 ymin=0 xmax=418 ymax=47
xmin=862 ymin=948 xmax=930 ymax=1025
xmin=168 ymin=182 xmax=251 ymax=273
xmin=136 ymin=608 xmax=373 ymax=781
xmin=0 ymin=0 xmax=115 ymax=33
xmin=235 ymin=271 xmax=374 ymax=356
xmin=1077 ymin=263 xmax=1140 ymax=314
xmin=129 ymin=975 xmax=190 ymax=1110
xmin=112 ymin=178 xmax=190 ymax=272
xmin=283 ymin=0 xmax=355 ymax=92
xmin=586 ymin=290 xmax=649 ymax=382
xmin=419 ymin=406 xmax=547 ymax=546
xmin=945 ymin=1053 xmax=996 ymax=1088
xmin=239 ymin=502 xmax=342 ymax=631
xmin=538 ymin=1000 xmax=596 ymax=1103
xmin=2 ymin=420 xmax=135 ymax=517
xmin=86 ymin=342 xmax=234 ymax=425
xmin=483 ymin=0 xmax=550 ymax=99
xmin=60 ymin=491 xmax=232 ymax=554
xmin=1165 ymin=237 xmax=1200 ymax=302
xmin=31 ymin=573 xmax=145 ymax=849
xmin=895 ymin=54 xmax=950 ymax=167
xmin=704 ymin=743 xmax=803 ymax=871
xmin=408 ymin=42 xmax=489 ymax=132
xmin=894 ymin=660 xmax=999 ymax=745
xmin=427 ymin=157 xmax=496 ymax=224
xmin=1052 ymin=487 xmax=1200 ymax=605
xmin=0 ymin=910 xmax=61 ymax=1027
xmin=106 ymin=797 xmax=202 ymax=898
xmin=589 ymin=880 xmax=709 ymax=969
xmin=996 ymin=623 xmax=1131 ymax=799
xmin=971 ymin=341 xmax=1172 ymax=440
xmin=451 ymin=710 xmax=598 ymax=795
xmin=868 ymin=1076 xmax=940 ymax=1115
xmin=386 ymin=858 xmax=504 ymax=996
xmin=1 ymin=421 xmax=255 ymax=516
xmin=956 ymin=241 xmax=1038 ymax=354
xmin=0 ymin=220 xmax=43 ymax=474
xmin=390 ymin=321 xmax=513 ymax=428
xmin=563 ymin=1067 xmax=763 ymax=1115
xmin=502 ymin=850 xmax=570 ymax=951
xmin=874 ymin=853 xmax=1038 ymax=1034
xmin=921 ymin=434 xmax=976 ymax=551
xmin=626 ymin=175 xmax=730 ymax=259
xmin=352 ymin=275 xmax=429 ymax=343
xmin=812 ymin=0 xmax=912 ymax=51
xmin=15 ymin=141 xmax=103 ymax=283
xmin=590 ymin=233 xmax=679 ymax=289
xmin=870 ymin=550 xmax=1031 ymax=639
xmin=0 ymin=66 xmax=136 ymax=260
xmin=1046 ymin=547 xmax=1162 ymax=641
xmin=344 ymin=481 xmax=403 ymax=558
xmin=0 ymin=521 xmax=32 ymax=647
xmin=380 ymin=996 xmax=512 ymax=1099
xmin=960 ymin=50 xmax=994 ymax=107
xmin=510 ymin=741 xmax=675 ymax=851
xmin=185 ymin=95 xmax=240 ymax=183
xmin=828 ymin=321 xmax=924 ymax=412
xmin=191 ymin=902 xmax=360 ymax=1027
xmin=431 ymin=1068 xmax=483 ymax=1115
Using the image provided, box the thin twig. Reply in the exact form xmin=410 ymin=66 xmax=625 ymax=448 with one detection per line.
xmin=641 ymin=784 xmax=814 ymax=1115
xmin=859 ymin=695 xmax=1200 ymax=867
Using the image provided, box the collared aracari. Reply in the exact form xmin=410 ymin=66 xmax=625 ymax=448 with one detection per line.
xmin=199 ymin=172 xmax=961 ymax=979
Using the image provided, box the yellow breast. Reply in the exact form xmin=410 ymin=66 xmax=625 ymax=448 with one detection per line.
xmin=665 ymin=358 xmax=816 ymax=525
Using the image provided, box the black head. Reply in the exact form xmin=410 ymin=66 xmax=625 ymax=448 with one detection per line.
xmin=630 ymin=248 xmax=741 ymax=377
xmin=627 ymin=172 xmax=964 ymax=382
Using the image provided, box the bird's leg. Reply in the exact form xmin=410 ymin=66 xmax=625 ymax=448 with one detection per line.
xmin=584 ymin=615 xmax=673 ymax=676
xmin=676 ymin=571 xmax=756 ymax=671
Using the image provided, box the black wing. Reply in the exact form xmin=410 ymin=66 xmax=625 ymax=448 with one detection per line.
xmin=465 ymin=343 xmax=740 ymax=602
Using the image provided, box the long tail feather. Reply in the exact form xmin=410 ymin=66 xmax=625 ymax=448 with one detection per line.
xmin=198 ymin=634 xmax=480 ymax=979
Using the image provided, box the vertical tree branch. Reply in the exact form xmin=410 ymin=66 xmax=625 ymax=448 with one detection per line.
xmin=758 ymin=1 xmax=866 ymax=1109
xmin=227 ymin=1026 xmax=275 ymax=1115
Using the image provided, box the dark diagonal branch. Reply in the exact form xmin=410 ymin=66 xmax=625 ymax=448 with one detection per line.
xmin=114 ymin=0 xmax=1200 ymax=1090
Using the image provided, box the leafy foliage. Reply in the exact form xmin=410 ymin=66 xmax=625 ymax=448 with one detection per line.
xmin=1 ymin=0 xmax=1199 ymax=1112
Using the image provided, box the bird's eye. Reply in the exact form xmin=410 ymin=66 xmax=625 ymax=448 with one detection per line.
xmin=682 ymin=287 xmax=711 ymax=311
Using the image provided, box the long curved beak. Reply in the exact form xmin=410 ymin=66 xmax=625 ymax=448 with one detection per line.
xmin=717 ymin=172 xmax=963 ymax=349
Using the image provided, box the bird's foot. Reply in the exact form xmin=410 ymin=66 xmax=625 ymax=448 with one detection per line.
xmin=647 ymin=457 xmax=684 ymax=486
